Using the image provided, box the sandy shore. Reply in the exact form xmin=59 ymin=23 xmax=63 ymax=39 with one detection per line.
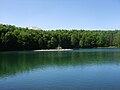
xmin=34 ymin=49 xmax=72 ymax=52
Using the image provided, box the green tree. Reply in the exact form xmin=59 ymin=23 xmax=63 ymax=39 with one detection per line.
xmin=113 ymin=32 xmax=120 ymax=47
xmin=47 ymin=37 xmax=57 ymax=49
xmin=4 ymin=32 xmax=18 ymax=50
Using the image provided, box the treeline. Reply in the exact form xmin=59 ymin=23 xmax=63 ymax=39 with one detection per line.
xmin=0 ymin=24 xmax=120 ymax=51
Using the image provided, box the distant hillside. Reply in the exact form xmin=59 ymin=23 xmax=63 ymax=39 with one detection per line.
xmin=28 ymin=26 xmax=42 ymax=30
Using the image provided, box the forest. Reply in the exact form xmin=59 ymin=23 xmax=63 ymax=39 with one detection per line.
xmin=0 ymin=24 xmax=120 ymax=51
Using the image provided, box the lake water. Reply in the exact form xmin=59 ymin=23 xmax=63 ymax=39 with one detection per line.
xmin=0 ymin=48 xmax=120 ymax=90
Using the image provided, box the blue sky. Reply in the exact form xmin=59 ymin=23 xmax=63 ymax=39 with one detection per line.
xmin=0 ymin=0 xmax=120 ymax=30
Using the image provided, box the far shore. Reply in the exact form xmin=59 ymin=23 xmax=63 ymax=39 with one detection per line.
xmin=34 ymin=49 xmax=72 ymax=52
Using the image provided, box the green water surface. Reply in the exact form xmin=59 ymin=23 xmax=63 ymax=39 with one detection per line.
xmin=0 ymin=48 xmax=120 ymax=90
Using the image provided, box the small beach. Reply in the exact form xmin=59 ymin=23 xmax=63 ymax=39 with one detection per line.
xmin=34 ymin=49 xmax=72 ymax=52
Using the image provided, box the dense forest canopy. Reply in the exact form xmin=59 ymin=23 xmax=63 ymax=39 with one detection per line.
xmin=0 ymin=24 xmax=120 ymax=51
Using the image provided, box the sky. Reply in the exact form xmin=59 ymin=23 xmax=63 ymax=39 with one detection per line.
xmin=0 ymin=0 xmax=120 ymax=30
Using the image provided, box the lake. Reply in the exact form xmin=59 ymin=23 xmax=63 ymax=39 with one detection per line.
xmin=0 ymin=48 xmax=120 ymax=90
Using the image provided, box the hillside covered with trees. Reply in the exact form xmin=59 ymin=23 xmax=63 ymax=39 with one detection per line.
xmin=0 ymin=24 xmax=120 ymax=51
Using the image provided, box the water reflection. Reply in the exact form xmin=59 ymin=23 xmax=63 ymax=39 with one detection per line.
xmin=0 ymin=49 xmax=120 ymax=77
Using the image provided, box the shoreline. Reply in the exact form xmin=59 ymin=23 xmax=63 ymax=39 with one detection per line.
xmin=34 ymin=49 xmax=72 ymax=52
xmin=1 ymin=47 xmax=119 ymax=52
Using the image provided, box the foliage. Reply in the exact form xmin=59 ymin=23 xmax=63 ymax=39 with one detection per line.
xmin=0 ymin=24 xmax=119 ymax=51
